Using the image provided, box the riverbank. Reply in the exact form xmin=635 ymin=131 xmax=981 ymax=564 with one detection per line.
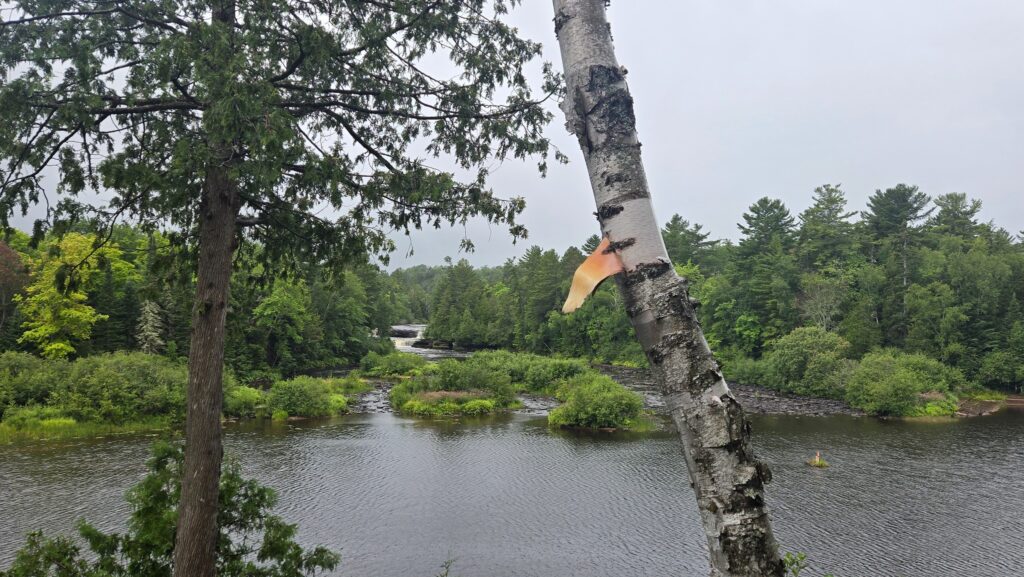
xmin=0 ymin=418 xmax=170 ymax=444
xmin=341 ymin=364 xmax=863 ymax=418
xmin=595 ymin=365 xmax=864 ymax=417
xmin=395 ymin=336 xmax=1016 ymax=418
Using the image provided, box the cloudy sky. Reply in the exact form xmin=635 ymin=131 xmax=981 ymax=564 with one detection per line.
xmin=389 ymin=0 xmax=1024 ymax=269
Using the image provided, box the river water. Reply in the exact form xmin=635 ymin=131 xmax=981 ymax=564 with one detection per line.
xmin=1 ymin=409 xmax=1022 ymax=577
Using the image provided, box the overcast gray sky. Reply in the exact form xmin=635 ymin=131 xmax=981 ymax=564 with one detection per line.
xmin=389 ymin=0 xmax=1024 ymax=269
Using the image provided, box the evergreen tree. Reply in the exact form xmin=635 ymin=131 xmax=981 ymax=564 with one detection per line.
xmin=928 ymin=193 xmax=983 ymax=240
xmin=137 ymin=300 xmax=166 ymax=354
xmin=862 ymin=184 xmax=934 ymax=344
xmin=731 ymin=198 xmax=800 ymax=353
xmin=797 ymin=184 xmax=859 ymax=270
xmin=662 ymin=214 xmax=717 ymax=267
xmin=737 ymin=197 xmax=797 ymax=257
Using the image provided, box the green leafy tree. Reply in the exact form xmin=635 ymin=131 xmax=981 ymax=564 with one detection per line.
xmin=763 ymin=327 xmax=851 ymax=398
xmin=580 ymin=234 xmax=601 ymax=254
xmin=1 ymin=0 xmax=558 ymax=573
xmin=730 ymin=198 xmax=800 ymax=353
xmin=252 ymin=280 xmax=316 ymax=375
xmin=17 ymin=233 xmax=136 ymax=358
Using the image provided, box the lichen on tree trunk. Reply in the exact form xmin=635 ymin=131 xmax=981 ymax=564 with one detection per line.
xmin=551 ymin=1 xmax=785 ymax=575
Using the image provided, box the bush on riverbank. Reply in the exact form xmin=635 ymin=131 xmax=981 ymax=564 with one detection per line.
xmin=719 ymin=324 xmax=1001 ymax=417
xmin=465 ymin=350 xmax=590 ymax=394
xmin=0 ymin=351 xmax=369 ymax=440
xmin=396 ymin=392 xmax=499 ymax=417
xmin=359 ymin=351 xmax=427 ymax=377
xmin=549 ymin=374 xmax=644 ymax=429
xmin=267 ymin=376 xmax=352 ymax=419
xmin=762 ymin=328 xmax=852 ymax=398
xmin=390 ymin=358 xmax=514 ymax=416
xmin=224 ymin=375 xmax=369 ymax=420
xmin=225 ymin=385 xmax=266 ymax=418
xmin=845 ymin=350 xmax=966 ymax=416
xmin=0 ymin=351 xmax=189 ymax=427
xmin=387 ymin=352 xmax=648 ymax=428
xmin=0 ymin=442 xmax=339 ymax=577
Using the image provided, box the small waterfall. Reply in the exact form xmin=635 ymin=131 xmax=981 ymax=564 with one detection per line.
xmin=388 ymin=324 xmax=470 ymax=360
xmin=390 ymin=324 xmax=426 ymax=351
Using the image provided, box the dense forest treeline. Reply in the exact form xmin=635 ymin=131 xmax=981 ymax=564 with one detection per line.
xmin=408 ymin=184 xmax=1024 ymax=412
xmin=0 ymin=183 xmax=1021 ymax=418
xmin=0 ymin=224 xmax=400 ymax=383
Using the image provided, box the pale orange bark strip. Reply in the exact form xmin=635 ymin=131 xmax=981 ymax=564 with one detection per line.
xmin=562 ymin=237 xmax=624 ymax=313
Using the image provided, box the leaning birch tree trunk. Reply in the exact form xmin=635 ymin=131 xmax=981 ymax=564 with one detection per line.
xmin=551 ymin=2 xmax=785 ymax=575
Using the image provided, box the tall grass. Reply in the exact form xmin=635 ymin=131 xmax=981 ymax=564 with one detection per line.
xmin=0 ymin=417 xmax=170 ymax=444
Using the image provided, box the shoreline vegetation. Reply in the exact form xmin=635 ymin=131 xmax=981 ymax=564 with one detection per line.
xmin=399 ymin=187 xmax=1024 ymax=417
xmin=0 ymin=186 xmax=1020 ymax=444
xmin=0 ymin=350 xmax=654 ymax=444
xmin=2 ymin=346 xmax=1010 ymax=445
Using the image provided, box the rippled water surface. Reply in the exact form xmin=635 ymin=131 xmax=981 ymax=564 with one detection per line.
xmin=2 ymin=411 xmax=1022 ymax=577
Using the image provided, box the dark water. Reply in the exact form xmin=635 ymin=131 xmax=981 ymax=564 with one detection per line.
xmin=1 ymin=411 xmax=1022 ymax=577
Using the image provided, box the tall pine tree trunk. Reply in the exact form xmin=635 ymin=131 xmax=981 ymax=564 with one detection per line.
xmin=172 ymin=3 xmax=239 ymax=575
xmin=173 ymin=156 xmax=240 ymax=577
xmin=551 ymin=2 xmax=784 ymax=575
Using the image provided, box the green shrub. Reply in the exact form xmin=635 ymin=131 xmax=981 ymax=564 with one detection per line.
xmin=329 ymin=394 xmax=349 ymax=414
xmin=909 ymin=397 xmax=959 ymax=417
xmin=399 ymin=398 xmax=462 ymax=417
xmin=359 ymin=351 xmax=426 ymax=377
xmin=436 ymin=360 xmax=515 ymax=402
xmin=845 ymin=350 xmax=966 ymax=416
xmin=32 ymin=352 xmax=189 ymax=425
xmin=389 ymin=380 xmax=420 ymax=411
xmin=460 ymin=398 xmax=496 ymax=415
xmin=976 ymin=350 xmax=1021 ymax=390
xmin=391 ymin=380 xmax=498 ymax=417
xmin=763 ymin=327 xmax=851 ymax=397
xmin=400 ymin=399 xmax=434 ymax=416
xmin=359 ymin=351 xmax=382 ymax=372
xmin=960 ymin=388 xmax=1008 ymax=402
xmin=37 ymin=417 xmax=77 ymax=428
xmin=0 ymin=352 xmax=58 ymax=416
xmin=267 ymin=376 xmax=335 ymax=418
xmin=398 ymin=395 xmax=495 ymax=417
xmin=329 ymin=375 xmax=372 ymax=396
xmin=523 ymin=358 xmax=589 ymax=393
xmin=721 ymin=356 xmax=767 ymax=386
xmin=225 ymin=386 xmax=265 ymax=418
xmin=469 ymin=350 xmax=537 ymax=383
xmin=549 ymin=374 xmax=643 ymax=429
xmin=2 ymin=405 xmax=68 ymax=429
xmin=271 ymin=409 xmax=289 ymax=421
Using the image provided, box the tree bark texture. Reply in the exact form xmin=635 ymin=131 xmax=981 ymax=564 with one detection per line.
xmin=172 ymin=155 xmax=240 ymax=577
xmin=551 ymin=2 xmax=785 ymax=575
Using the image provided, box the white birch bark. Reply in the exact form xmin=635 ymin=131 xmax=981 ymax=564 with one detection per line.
xmin=551 ymin=1 xmax=785 ymax=575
